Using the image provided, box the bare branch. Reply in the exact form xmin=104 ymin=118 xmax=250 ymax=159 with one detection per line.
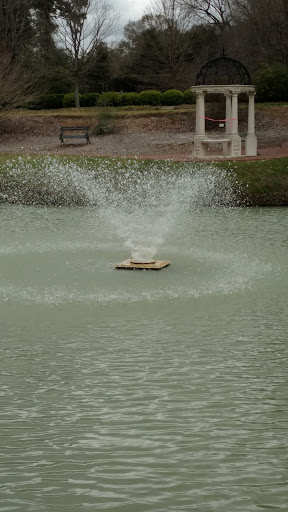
xmin=141 ymin=0 xmax=197 ymax=85
xmin=179 ymin=0 xmax=233 ymax=30
xmin=234 ymin=0 xmax=288 ymax=65
xmin=0 ymin=55 xmax=38 ymax=115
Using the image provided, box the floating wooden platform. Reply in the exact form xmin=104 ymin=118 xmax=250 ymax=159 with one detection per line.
xmin=115 ymin=259 xmax=170 ymax=270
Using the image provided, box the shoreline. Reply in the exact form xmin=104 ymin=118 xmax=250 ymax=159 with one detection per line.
xmin=0 ymin=152 xmax=287 ymax=207
xmin=0 ymin=107 xmax=288 ymax=207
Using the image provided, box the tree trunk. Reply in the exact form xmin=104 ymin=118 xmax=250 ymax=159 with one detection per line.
xmin=75 ymin=74 xmax=80 ymax=108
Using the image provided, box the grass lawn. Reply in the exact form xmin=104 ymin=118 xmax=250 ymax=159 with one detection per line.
xmin=8 ymin=105 xmax=196 ymax=119
xmin=218 ymin=158 xmax=288 ymax=206
xmin=7 ymin=101 xmax=288 ymax=120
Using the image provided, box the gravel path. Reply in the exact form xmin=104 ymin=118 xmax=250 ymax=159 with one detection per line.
xmin=0 ymin=131 xmax=194 ymax=158
xmin=0 ymin=123 xmax=287 ymax=161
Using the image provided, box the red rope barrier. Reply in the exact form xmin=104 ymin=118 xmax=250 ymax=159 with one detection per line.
xmin=198 ymin=116 xmax=237 ymax=122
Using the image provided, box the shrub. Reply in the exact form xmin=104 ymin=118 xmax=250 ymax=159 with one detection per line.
xmin=81 ymin=93 xmax=100 ymax=107
xmin=93 ymin=110 xmax=117 ymax=135
xmin=63 ymin=93 xmax=79 ymax=108
xmin=183 ymin=89 xmax=196 ymax=104
xmin=139 ymin=90 xmax=162 ymax=106
xmin=254 ymin=65 xmax=288 ymax=102
xmin=41 ymin=94 xmax=65 ymax=109
xmin=97 ymin=92 xmax=121 ymax=107
xmin=120 ymin=92 xmax=141 ymax=106
xmin=161 ymin=89 xmax=184 ymax=106
xmin=28 ymin=94 xmax=65 ymax=110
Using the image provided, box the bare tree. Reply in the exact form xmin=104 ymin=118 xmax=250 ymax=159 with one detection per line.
xmin=0 ymin=0 xmax=39 ymax=114
xmin=234 ymin=0 xmax=288 ymax=65
xmin=180 ymin=0 xmax=233 ymax=31
xmin=0 ymin=0 xmax=33 ymax=58
xmin=56 ymin=0 xmax=118 ymax=107
xmin=128 ymin=0 xmax=199 ymax=88
xmin=0 ymin=55 xmax=37 ymax=115
xmin=178 ymin=0 xmax=253 ymax=66
xmin=146 ymin=0 xmax=195 ymax=81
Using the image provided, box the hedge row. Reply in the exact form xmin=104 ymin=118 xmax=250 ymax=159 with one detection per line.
xmin=32 ymin=89 xmax=196 ymax=110
xmin=253 ymin=65 xmax=288 ymax=102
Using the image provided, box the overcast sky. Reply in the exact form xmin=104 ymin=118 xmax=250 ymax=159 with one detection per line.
xmin=111 ymin=0 xmax=151 ymax=37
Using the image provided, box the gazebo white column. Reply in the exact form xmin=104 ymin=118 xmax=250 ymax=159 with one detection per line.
xmin=230 ymin=91 xmax=241 ymax=157
xmin=193 ymin=90 xmax=206 ymax=157
xmin=230 ymin=93 xmax=238 ymax=134
xmin=245 ymin=91 xmax=257 ymax=156
xmin=195 ymin=91 xmax=206 ymax=136
xmin=225 ymin=93 xmax=232 ymax=135
xmin=223 ymin=92 xmax=232 ymax=156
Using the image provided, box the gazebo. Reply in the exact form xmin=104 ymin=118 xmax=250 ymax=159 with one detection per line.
xmin=191 ymin=55 xmax=257 ymax=158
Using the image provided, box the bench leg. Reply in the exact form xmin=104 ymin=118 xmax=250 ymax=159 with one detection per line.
xmin=192 ymin=139 xmax=205 ymax=158
xmin=223 ymin=141 xmax=231 ymax=156
xmin=230 ymin=136 xmax=241 ymax=157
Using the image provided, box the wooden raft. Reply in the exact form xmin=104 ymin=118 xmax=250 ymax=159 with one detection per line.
xmin=115 ymin=259 xmax=170 ymax=270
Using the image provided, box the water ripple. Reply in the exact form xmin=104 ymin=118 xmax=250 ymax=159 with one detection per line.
xmin=0 ymin=205 xmax=287 ymax=511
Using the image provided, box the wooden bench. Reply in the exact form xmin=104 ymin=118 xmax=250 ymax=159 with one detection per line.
xmin=59 ymin=126 xmax=90 ymax=144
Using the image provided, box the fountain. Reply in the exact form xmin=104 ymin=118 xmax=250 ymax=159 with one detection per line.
xmin=116 ymin=239 xmax=170 ymax=269
xmin=1 ymin=155 xmax=271 ymax=304
xmin=0 ymin=156 xmax=239 ymax=278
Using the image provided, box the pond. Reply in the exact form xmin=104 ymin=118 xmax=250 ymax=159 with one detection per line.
xmin=0 ymin=160 xmax=287 ymax=511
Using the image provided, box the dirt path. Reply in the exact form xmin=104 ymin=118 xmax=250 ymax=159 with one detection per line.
xmin=0 ymin=131 xmax=287 ymax=161
xmin=0 ymin=112 xmax=288 ymax=161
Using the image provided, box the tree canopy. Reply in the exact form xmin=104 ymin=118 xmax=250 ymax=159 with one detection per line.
xmin=0 ymin=0 xmax=287 ymax=112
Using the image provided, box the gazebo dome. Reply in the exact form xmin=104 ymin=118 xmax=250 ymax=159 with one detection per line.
xmin=195 ymin=54 xmax=252 ymax=86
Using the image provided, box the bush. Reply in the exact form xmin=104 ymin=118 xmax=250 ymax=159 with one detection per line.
xmin=97 ymin=92 xmax=121 ymax=107
xmin=63 ymin=93 xmax=78 ymax=108
xmin=28 ymin=94 xmax=65 ymax=110
xmin=183 ymin=89 xmax=196 ymax=104
xmin=81 ymin=93 xmax=100 ymax=107
xmin=120 ymin=92 xmax=141 ymax=106
xmin=41 ymin=94 xmax=65 ymax=109
xmin=139 ymin=90 xmax=162 ymax=106
xmin=254 ymin=65 xmax=288 ymax=102
xmin=93 ymin=110 xmax=117 ymax=135
xmin=161 ymin=89 xmax=184 ymax=106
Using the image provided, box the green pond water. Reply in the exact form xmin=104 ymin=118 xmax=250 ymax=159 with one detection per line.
xmin=0 ymin=163 xmax=287 ymax=511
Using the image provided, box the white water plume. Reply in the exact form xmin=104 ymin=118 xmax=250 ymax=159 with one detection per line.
xmin=0 ymin=156 xmax=239 ymax=259
xmin=85 ymin=158 xmax=238 ymax=259
xmin=0 ymin=155 xmax=239 ymax=206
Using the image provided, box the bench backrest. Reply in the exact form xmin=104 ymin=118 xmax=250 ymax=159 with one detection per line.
xmin=60 ymin=126 xmax=89 ymax=131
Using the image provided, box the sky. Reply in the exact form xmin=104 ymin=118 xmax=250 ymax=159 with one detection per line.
xmin=111 ymin=0 xmax=151 ymax=37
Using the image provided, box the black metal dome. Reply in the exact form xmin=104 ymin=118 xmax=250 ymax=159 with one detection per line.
xmin=195 ymin=54 xmax=251 ymax=86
